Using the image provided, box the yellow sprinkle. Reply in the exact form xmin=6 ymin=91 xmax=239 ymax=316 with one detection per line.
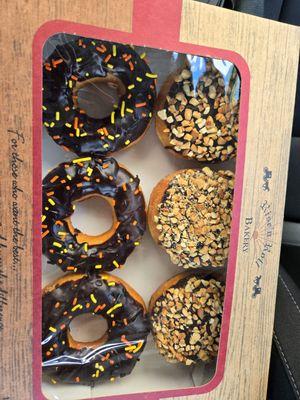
xmin=91 ymin=41 xmax=96 ymax=45
xmin=50 ymin=122 xmax=55 ymax=128
xmin=134 ymin=241 xmax=140 ymax=246
xmin=95 ymin=264 xmax=102 ymax=269
xmin=121 ymin=101 xmax=125 ymax=117
xmin=81 ymin=132 xmax=88 ymax=137
xmin=66 ymin=174 xmax=72 ymax=180
xmin=125 ymin=345 xmax=136 ymax=352
xmin=76 ymin=57 xmax=83 ymax=62
xmin=44 ymin=122 xmax=50 ymax=127
xmin=128 ymin=84 xmax=135 ymax=90
xmin=55 ymin=112 xmax=60 ymax=121
xmin=51 ymin=379 xmax=57 ymax=385
xmin=84 ymin=243 xmax=88 ymax=252
xmin=108 ymin=282 xmax=116 ymax=286
xmin=125 ymin=140 xmax=131 ymax=146
xmin=68 ymin=80 xmax=73 ymax=88
xmin=146 ymin=72 xmax=158 ymax=79
xmin=113 ymin=260 xmax=120 ymax=268
xmin=107 ymin=63 xmax=114 ymax=69
xmin=95 ymin=363 xmax=100 ymax=368
xmin=111 ymin=111 xmax=115 ymax=124
xmin=85 ymin=72 xmax=90 ymax=77
xmin=42 ymin=105 xmax=47 ymax=111
xmin=110 ymin=377 xmax=115 ymax=382
xmin=140 ymin=52 xmax=146 ymax=59
xmin=90 ymin=294 xmax=97 ymax=304
xmin=136 ymin=77 xmax=143 ymax=82
xmin=95 ymin=370 xmax=100 ymax=378
xmin=48 ymin=198 xmax=56 ymax=206
xmin=107 ymin=303 xmax=122 ymax=315
xmin=71 ymin=304 xmax=82 ymax=312
xmin=113 ymin=103 xmax=118 ymax=109
xmin=133 ymin=341 xmax=144 ymax=353
xmin=112 ymin=45 xmax=117 ymax=57
xmin=49 ymin=326 xmax=57 ymax=333
xmin=65 ymin=122 xmax=72 ymax=128
xmin=108 ymin=135 xmax=115 ymax=141
xmin=100 ymin=366 xmax=104 ymax=372
xmin=149 ymin=112 xmax=152 ymax=117
xmin=87 ymin=167 xmax=93 ymax=176
xmin=53 ymin=242 xmax=62 ymax=248
xmin=73 ymin=157 xmax=91 ymax=164
xmin=76 ymin=128 xmax=80 ymax=137
xmin=103 ymin=144 xmax=109 ymax=148
xmin=42 ymin=215 xmax=46 ymax=222
xmin=126 ymin=108 xmax=133 ymax=113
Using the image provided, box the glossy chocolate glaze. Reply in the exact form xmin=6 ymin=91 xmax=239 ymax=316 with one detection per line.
xmin=43 ymin=36 xmax=156 ymax=156
xmin=42 ymin=157 xmax=146 ymax=273
xmin=42 ymin=274 xmax=149 ymax=385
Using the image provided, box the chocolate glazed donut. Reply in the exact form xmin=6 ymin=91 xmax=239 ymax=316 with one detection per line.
xmin=43 ymin=36 xmax=157 ymax=156
xmin=42 ymin=273 xmax=150 ymax=385
xmin=42 ymin=157 xmax=146 ymax=273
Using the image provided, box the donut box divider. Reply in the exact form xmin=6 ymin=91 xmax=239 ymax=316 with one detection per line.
xmin=0 ymin=1 xmax=299 ymax=400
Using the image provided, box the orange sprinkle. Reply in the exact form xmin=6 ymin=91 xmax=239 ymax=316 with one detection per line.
xmin=122 ymin=183 xmax=127 ymax=191
xmin=76 ymin=183 xmax=83 ymax=187
xmin=52 ymin=135 xmax=60 ymax=140
xmin=102 ymin=163 xmax=109 ymax=169
xmin=126 ymin=234 xmax=130 ymax=240
xmin=60 ymin=324 xmax=66 ymax=330
xmin=72 ymin=297 xmax=78 ymax=306
xmin=65 ymin=106 xmax=70 ymax=111
xmin=104 ymin=54 xmax=112 ymax=63
xmin=50 ymin=175 xmax=59 ymax=183
xmin=75 ymin=377 xmax=80 ymax=383
xmin=108 ymin=176 xmax=114 ymax=181
xmin=79 ymin=109 xmax=86 ymax=114
xmin=132 ymin=220 xmax=138 ymax=226
xmin=96 ymin=45 xmax=107 ymax=53
xmin=83 ymin=176 xmax=90 ymax=181
xmin=112 ymin=321 xmax=116 ymax=327
xmin=41 ymin=224 xmax=47 ymax=229
xmin=58 ymin=259 xmax=63 ymax=264
xmin=60 ymin=179 xmax=66 ymax=184
xmin=136 ymin=102 xmax=146 ymax=108
xmin=94 ymin=304 xmax=106 ymax=313
xmin=53 ymin=344 xmax=58 ymax=349
xmin=86 ymin=303 xmax=90 ymax=308
xmin=55 ymin=302 xmax=60 ymax=308
xmin=52 ymin=58 xmax=63 ymax=67
xmin=71 ymin=75 xmax=78 ymax=81
xmin=46 ymin=191 xmax=54 ymax=197
xmin=109 ymin=360 xmax=115 ymax=365
xmin=98 ymin=252 xmax=103 ymax=258
xmin=103 ymin=127 xmax=109 ymax=136
xmin=66 ymin=186 xmax=71 ymax=190
xmin=55 ymin=221 xmax=63 ymax=226
xmin=123 ymin=318 xmax=128 ymax=326
xmin=62 ymin=146 xmax=70 ymax=152
xmin=126 ymin=353 xmax=133 ymax=359
xmin=67 ymin=266 xmax=75 ymax=271
xmin=134 ymin=189 xmax=140 ymax=195
xmin=129 ymin=61 xmax=134 ymax=71
xmin=45 ymin=65 xmax=52 ymax=71
xmin=73 ymin=117 xmax=79 ymax=130
xmin=42 ymin=230 xmax=49 ymax=238
xmin=46 ymin=351 xmax=51 ymax=356
xmin=124 ymin=54 xmax=132 ymax=62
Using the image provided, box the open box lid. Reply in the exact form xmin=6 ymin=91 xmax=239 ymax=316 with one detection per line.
xmin=0 ymin=1 xmax=299 ymax=399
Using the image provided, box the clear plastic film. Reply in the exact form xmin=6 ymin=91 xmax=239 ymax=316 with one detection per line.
xmin=42 ymin=33 xmax=240 ymax=399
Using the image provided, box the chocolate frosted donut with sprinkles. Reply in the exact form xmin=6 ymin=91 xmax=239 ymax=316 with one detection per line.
xmin=42 ymin=157 xmax=146 ymax=273
xmin=42 ymin=273 xmax=149 ymax=385
xmin=43 ymin=36 xmax=157 ymax=156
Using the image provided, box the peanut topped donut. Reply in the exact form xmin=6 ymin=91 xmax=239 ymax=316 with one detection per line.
xmin=43 ymin=273 xmax=149 ymax=385
xmin=149 ymin=272 xmax=225 ymax=365
xmin=156 ymin=59 xmax=240 ymax=162
xmin=43 ymin=36 xmax=157 ymax=156
xmin=42 ymin=157 xmax=146 ymax=273
xmin=148 ymin=167 xmax=234 ymax=268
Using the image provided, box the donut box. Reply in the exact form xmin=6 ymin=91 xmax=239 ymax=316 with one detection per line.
xmin=0 ymin=1 xmax=299 ymax=400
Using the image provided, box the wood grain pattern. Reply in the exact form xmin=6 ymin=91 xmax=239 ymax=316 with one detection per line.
xmin=0 ymin=0 xmax=299 ymax=399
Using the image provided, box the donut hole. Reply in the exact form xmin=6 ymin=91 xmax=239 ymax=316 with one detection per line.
xmin=69 ymin=313 xmax=108 ymax=343
xmin=75 ymin=76 xmax=125 ymax=119
xmin=70 ymin=195 xmax=116 ymax=242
